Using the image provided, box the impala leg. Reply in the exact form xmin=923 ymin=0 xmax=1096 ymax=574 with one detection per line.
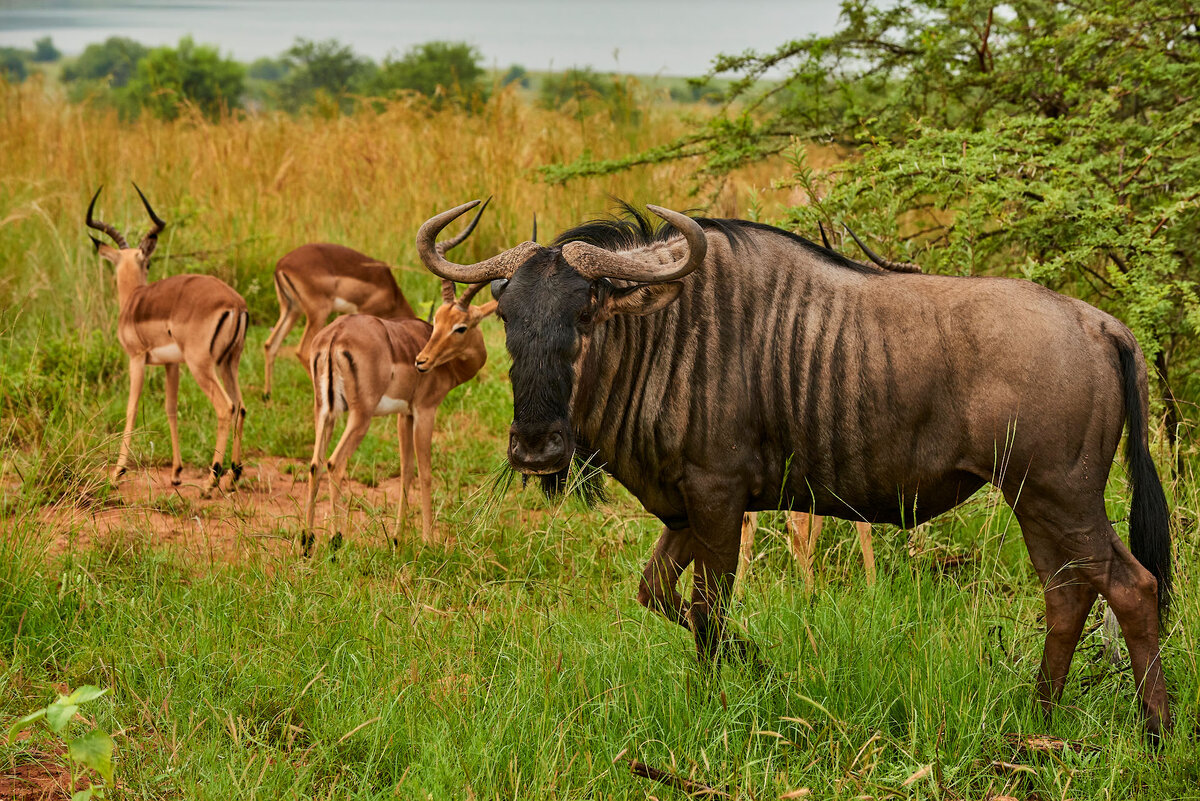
xmin=786 ymin=512 xmax=823 ymax=588
xmin=303 ymin=404 xmax=337 ymax=557
xmin=637 ymin=525 xmax=695 ymax=629
xmin=393 ymin=412 xmax=416 ymax=546
xmin=735 ymin=513 xmax=757 ymax=598
xmin=413 ymin=406 xmax=438 ymax=545
xmin=325 ymin=410 xmax=371 ymax=552
xmin=263 ymin=303 xmax=300 ymax=401
xmin=219 ymin=356 xmax=246 ymax=490
xmin=186 ymin=354 xmax=236 ymax=497
xmin=856 ymin=521 xmax=876 ymax=585
xmin=113 ymin=355 xmax=147 ymax=483
xmin=296 ymin=308 xmax=330 ymax=377
xmin=163 ymin=362 xmax=183 ymax=485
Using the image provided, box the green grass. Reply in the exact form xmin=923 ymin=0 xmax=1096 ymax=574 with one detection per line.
xmin=1 ymin=319 xmax=1198 ymax=800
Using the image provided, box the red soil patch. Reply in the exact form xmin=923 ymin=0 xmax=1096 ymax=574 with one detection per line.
xmin=39 ymin=456 xmax=421 ymax=566
xmin=0 ymin=749 xmax=84 ymax=801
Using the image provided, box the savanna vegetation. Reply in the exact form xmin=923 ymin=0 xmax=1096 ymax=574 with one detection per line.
xmin=2 ymin=2 xmax=1198 ymax=798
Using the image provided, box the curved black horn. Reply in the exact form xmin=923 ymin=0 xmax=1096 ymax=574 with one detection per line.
xmin=133 ymin=182 xmax=166 ymax=257
xmin=417 ymin=200 xmax=540 ymax=284
xmin=818 ymin=220 xmax=832 ymax=250
xmin=561 ymin=205 xmax=707 ymax=283
xmin=85 ymin=185 xmax=129 ymax=249
xmin=843 ymin=224 xmax=921 ymax=273
xmin=531 ymin=213 xmax=538 ymax=244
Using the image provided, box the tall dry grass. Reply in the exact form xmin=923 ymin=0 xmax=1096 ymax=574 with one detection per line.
xmin=0 ymin=78 xmax=789 ymax=329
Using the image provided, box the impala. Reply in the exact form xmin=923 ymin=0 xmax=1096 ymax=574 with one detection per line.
xmin=262 ymin=198 xmax=490 ymax=399
xmin=302 ymin=279 xmax=495 ymax=555
xmin=87 ymin=185 xmax=248 ymax=494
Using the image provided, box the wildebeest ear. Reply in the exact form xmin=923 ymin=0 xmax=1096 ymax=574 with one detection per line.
xmin=596 ymin=281 xmax=683 ymax=323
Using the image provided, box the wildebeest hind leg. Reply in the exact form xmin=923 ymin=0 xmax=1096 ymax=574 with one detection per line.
xmin=1020 ymin=510 xmax=1170 ymax=737
xmin=637 ymin=525 xmax=694 ymax=629
xmin=1018 ymin=521 xmax=1097 ymax=715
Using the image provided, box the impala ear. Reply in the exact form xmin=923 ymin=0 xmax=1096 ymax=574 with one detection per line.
xmin=595 ymin=281 xmax=683 ymax=324
xmin=472 ymin=299 xmax=498 ymax=322
xmin=91 ymin=237 xmax=120 ymax=264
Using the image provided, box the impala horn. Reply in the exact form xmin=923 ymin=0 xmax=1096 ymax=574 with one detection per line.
xmin=85 ymin=186 xmax=129 ymax=249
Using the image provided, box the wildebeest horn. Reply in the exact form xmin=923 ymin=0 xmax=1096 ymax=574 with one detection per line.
xmin=562 ymin=205 xmax=707 ymax=283
xmin=417 ymin=200 xmax=541 ymax=283
xmin=531 ymin=213 xmax=538 ymax=244
xmin=842 ymin=224 xmax=921 ymax=273
xmin=85 ymin=186 xmax=129 ymax=249
xmin=133 ymin=182 xmax=166 ymax=257
xmin=435 ymin=195 xmax=491 ymax=256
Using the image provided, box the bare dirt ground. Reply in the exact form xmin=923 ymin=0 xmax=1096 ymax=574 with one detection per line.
xmin=0 ymin=736 xmax=81 ymax=801
xmin=38 ymin=457 xmax=417 ymax=566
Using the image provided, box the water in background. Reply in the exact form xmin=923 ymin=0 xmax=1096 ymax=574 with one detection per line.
xmin=0 ymin=0 xmax=844 ymax=76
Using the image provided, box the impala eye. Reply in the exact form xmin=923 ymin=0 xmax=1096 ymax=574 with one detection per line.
xmin=453 ymin=325 xmax=468 ymax=335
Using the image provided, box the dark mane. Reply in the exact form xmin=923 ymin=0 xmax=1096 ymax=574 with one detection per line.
xmin=553 ymin=200 xmax=881 ymax=276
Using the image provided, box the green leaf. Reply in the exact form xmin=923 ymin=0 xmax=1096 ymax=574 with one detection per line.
xmin=66 ymin=686 xmax=108 ymax=706
xmin=72 ymin=788 xmax=95 ymax=801
xmin=6 ymin=708 xmax=47 ymax=743
xmin=68 ymin=728 xmax=114 ymax=783
xmin=46 ymin=701 xmax=80 ymax=733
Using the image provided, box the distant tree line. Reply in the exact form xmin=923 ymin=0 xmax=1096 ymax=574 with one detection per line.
xmin=2 ymin=34 xmax=715 ymax=122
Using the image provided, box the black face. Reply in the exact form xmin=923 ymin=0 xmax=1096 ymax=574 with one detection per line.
xmin=496 ymin=249 xmax=597 ymax=475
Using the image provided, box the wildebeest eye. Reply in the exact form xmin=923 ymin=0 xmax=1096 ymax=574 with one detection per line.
xmin=578 ymin=308 xmax=593 ymax=326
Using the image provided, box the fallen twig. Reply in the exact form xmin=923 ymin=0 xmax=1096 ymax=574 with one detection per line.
xmin=624 ymin=758 xmax=731 ymax=798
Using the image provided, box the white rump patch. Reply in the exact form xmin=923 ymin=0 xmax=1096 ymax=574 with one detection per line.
xmin=374 ymin=395 xmax=410 ymax=416
xmin=147 ymin=343 xmax=183 ymax=364
xmin=332 ymin=297 xmax=359 ymax=313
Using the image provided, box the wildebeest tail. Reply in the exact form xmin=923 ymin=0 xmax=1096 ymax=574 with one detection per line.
xmin=1116 ymin=337 xmax=1171 ymax=614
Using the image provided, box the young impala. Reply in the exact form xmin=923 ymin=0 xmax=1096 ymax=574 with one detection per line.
xmin=302 ymin=279 xmax=495 ymax=555
xmin=262 ymin=198 xmax=490 ymax=399
xmin=87 ymin=185 xmax=248 ymax=495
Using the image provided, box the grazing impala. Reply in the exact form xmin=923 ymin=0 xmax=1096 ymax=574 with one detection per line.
xmin=302 ymin=279 xmax=495 ymax=555
xmin=87 ymin=185 xmax=248 ymax=494
xmin=262 ymin=198 xmax=491 ymax=399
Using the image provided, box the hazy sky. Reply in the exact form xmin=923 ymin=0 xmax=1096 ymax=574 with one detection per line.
xmin=0 ymin=0 xmax=848 ymax=76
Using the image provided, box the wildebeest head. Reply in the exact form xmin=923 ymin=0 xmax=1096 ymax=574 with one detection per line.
xmin=416 ymin=201 xmax=706 ymax=475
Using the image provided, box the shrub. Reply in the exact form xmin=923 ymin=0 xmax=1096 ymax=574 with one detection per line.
xmin=367 ymin=41 xmax=484 ymax=105
xmin=61 ymin=37 xmax=148 ymax=87
xmin=125 ymin=36 xmax=245 ymax=120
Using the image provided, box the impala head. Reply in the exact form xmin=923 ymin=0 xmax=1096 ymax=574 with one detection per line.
xmin=86 ymin=184 xmax=167 ymax=279
xmin=416 ymin=200 xmax=705 ymax=475
xmin=414 ymin=280 xmax=497 ymax=373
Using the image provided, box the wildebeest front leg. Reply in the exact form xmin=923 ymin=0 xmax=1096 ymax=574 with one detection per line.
xmin=637 ymin=525 xmax=694 ymax=629
xmin=683 ymin=480 xmax=755 ymax=667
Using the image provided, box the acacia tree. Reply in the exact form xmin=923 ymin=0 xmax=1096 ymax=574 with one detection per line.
xmin=546 ymin=0 xmax=1200 ymax=458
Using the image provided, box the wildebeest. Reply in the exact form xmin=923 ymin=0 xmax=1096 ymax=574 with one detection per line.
xmin=415 ymin=200 xmax=1173 ymax=737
